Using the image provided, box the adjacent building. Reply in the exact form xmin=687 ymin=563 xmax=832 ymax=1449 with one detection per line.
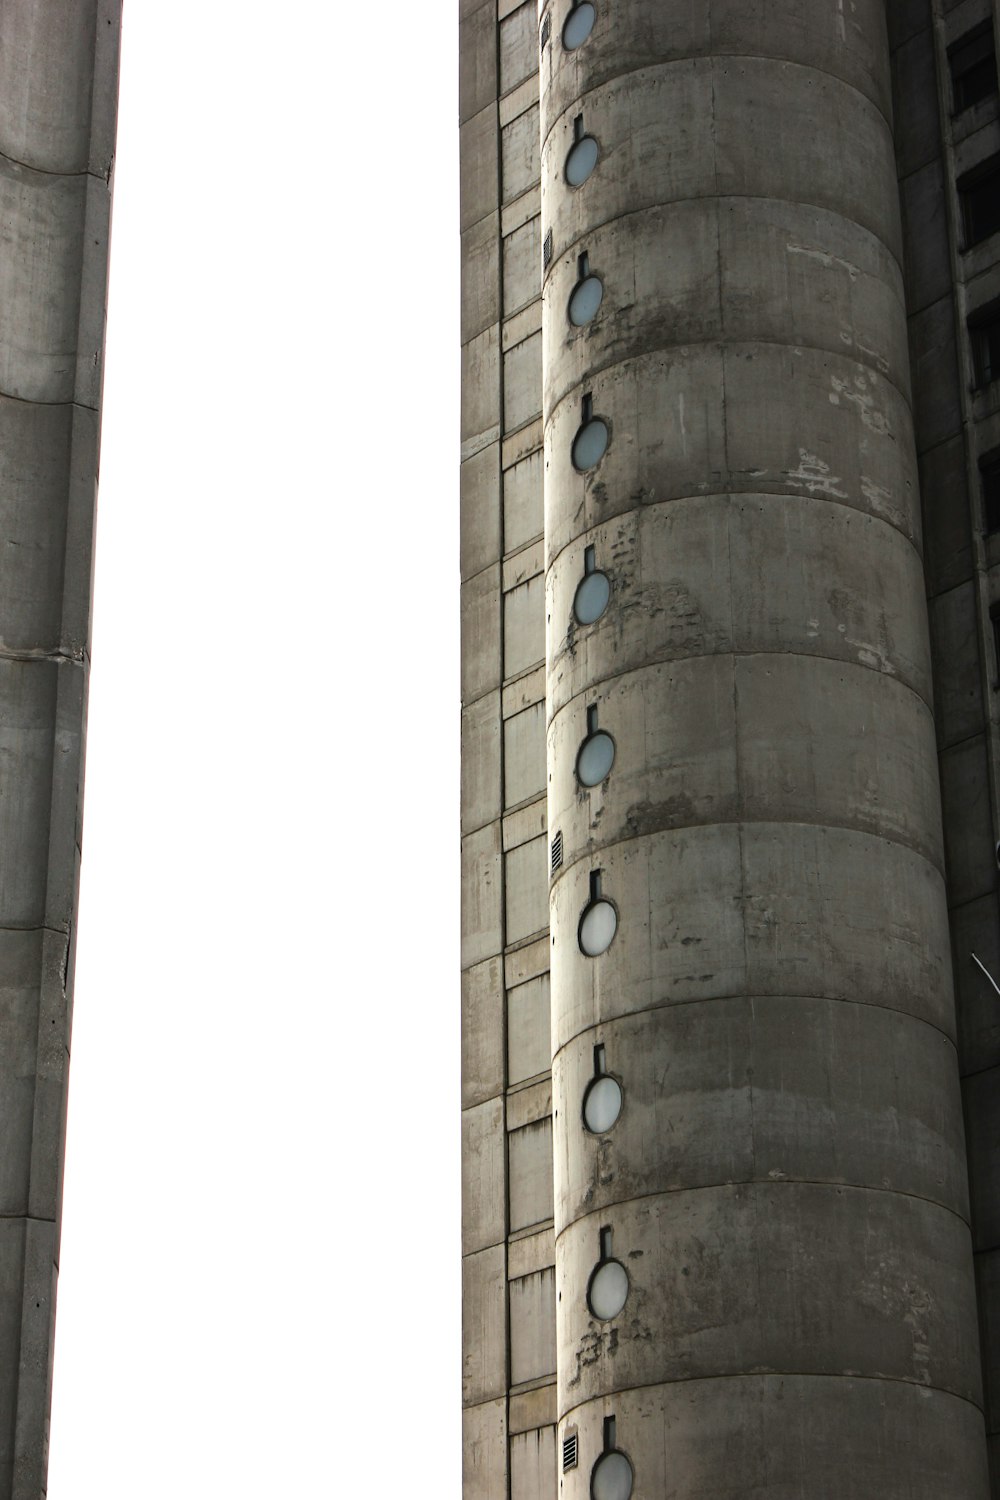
xmin=461 ymin=1 xmax=1000 ymax=1494
xmin=0 ymin=5 xmax=121 ymax=1494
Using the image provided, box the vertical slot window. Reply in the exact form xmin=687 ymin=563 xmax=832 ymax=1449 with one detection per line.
xmin=574 ymin=545 xmax=611 ymax=625
xmin=577 ymin=704 xmax=615 ymax=786
xmin=970 ymin=303 xmax=1000 ymax=387
xmin=959 ymin=157 xmax=1000 ymax=247
xmin=579 ymin=870 xmax=618 ymax=956
xmin=569 ymin=251 xmax=604 ymax=327
xmin=591 ymin=1417 xmax=633 ymax=1500
xmin=566 ymin=113 xmax=599 ymax=186
xmin=981 ymin=450 xmax=1000 ymax=534
xmin=949 ymin=23 xmax=998 ymax=113
xmin=587 ymin=1226 xmax=629 ymax=1319
xmin=572 ymin=392 xmax=609 ymax=471
xmin=583 ymin=1043 xmax=623 ymax=1132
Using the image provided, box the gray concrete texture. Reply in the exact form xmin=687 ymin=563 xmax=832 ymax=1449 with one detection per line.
xmin=0 ymin=3 xmax=120 ymax=1495
xmin=539 ymin=0 xmax=990 ymax=1491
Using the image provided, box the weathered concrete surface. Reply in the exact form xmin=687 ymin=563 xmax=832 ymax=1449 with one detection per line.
xmin=0 ymin=4 xmax=120 ymax=1494
xmin=540 ymin=0 xmax=990 ymax=1491
xmin=558 ymin=1377 xmax=990 ymax=1499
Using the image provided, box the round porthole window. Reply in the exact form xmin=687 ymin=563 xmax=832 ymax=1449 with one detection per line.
xmin=577 ymin=729 xmax=615 ymax=787
xmin=563 ymin=1 xmax=596 ymax=49
xmin=591 ymin=1451 xmax=634 ymax=1500
xmin=566 ymin=134 xmax=599 ymax=187
xmin=574 ymin=569 xmax=610 ymax=624
xmin=569 ymin=274 xmax=603 ymax=327
xmin=572 ymin=416 xmax=608 ymax=471
xmin=579 ymin=898 xmax=617 ymax=956
xmin=588 ymin=1257 xmax=629 ymax=1319
xmin=583 ymin=1073 xmax=622 ymax=1133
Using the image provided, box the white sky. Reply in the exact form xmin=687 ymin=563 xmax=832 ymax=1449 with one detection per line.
xmin=46 ymin=5 xmax=461 ymax=1494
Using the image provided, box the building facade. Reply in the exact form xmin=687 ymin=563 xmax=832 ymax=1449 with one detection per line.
xmin=460 ymin=0 xmax=1000 ymax=1495
xmin=0 ymin=4 xmax=121 ymax=1494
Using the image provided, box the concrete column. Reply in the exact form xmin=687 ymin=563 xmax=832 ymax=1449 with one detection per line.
xmin=540 ymin=1 xmax=991 ymax=1493
xmin=0 ymin=4 xmax=120 ymax=1495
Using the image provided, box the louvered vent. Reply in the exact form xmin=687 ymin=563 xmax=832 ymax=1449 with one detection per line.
xmin=551 ymin=829 xmax=563 ymax=874
xmin=540 ymin=13 xmax=551 ymax=46
xmin=543 ymin=228 xmax=554 ymax=269
xmin=562 ymin=1432 xmax=578 ymax=1471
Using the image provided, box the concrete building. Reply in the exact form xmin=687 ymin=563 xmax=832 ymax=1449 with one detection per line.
xmin=460 ymin=1 xmax=1000 ymax=1495
xmin=0 ymin=4 xmax=121 ymax=1495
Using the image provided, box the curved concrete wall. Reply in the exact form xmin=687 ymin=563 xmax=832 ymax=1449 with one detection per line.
xmin=0 ymin=4 xmax=120 ymax=1496
xmin=540 ymin=0 xmax=990 ymax=1493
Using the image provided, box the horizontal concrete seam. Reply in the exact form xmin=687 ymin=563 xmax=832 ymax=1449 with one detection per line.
xmin=548 ymin=646 xmax=937 ymax=732
xmin=553 ymin=991 xmax=960 ymax=1062
xmin=510 ymin=1373 xmax=557 ymax=1397
xmin=0 ymin=924 xmax=70 ymax=939
xmin=0 ymin=649 xmax=83 ymax=666
xmin=548 ymin=334 xmax=917 ymax=438
xmin=0 ymin=388 xmax=98 ymax=414
xmin=0 ymin=146 xmax=109 ymax=183
xmin=0 ymin=1212 xmax=56 ymax=1224
xmin=962 ymin=1059 xmax=1000 ymax=1082
xmin=937 ymin=725 xmax=990 ymax=756
xmin=544 ymin=186 xmax=905 ymax=294
xmin=546 ymin=650 xmax=933 ymax=743
xmin=544 ymin=489 xmax=923 ymax=586
xmin=553 ymin=1176 xmax=973 ymax=1243
xmin=557 ymin=1368 xmax=986 ymax=1427
xmin=911 ymin=425 xmax=962 ymax=463
xmin=947 ymin=890 xmax=998 ymax=915
xmin=540 ymin=51 xmax=895 ymax=157
xmin=545 ymin=190 xmax=904 ymax=304
xmin=461 ymin=684 xmax=503 ymax=713
xmin=550 ymin=810 xmax=948 ymax=883
xmin=545 ymin=330 xmax=914 ymax=435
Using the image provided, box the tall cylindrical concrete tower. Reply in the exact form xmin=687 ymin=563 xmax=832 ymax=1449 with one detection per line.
xmin=0 ymin=5 xmax=120 ymax=1494
xmin=541 ymin=1 xmax=991 ymax=1492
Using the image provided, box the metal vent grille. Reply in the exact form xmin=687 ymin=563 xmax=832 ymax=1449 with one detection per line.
xmin=543 ymin=228 xmax=554 ymax=269
xmin=551 ymin=829 xmax=563 ymax=874
xmin=540 ymin=13 xmax=551 ymax=47
xmin=562 ymin=1432 xmax=578 ymax=1471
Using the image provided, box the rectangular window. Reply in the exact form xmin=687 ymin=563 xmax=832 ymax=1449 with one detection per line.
xmin=959 ymin=156 xmax=1000 ymax=247
xmin=982 ymin=450 xmax=1000 ymax=534
xmin=949 ymin=23 xmax=999 ymax=113
xmin=969 ymin=303 xmax=1000 ymax=387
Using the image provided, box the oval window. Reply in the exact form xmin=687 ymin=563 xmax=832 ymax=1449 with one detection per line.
xmin=588 ymin=1257 xmax=629 ymax=1319
xmin=591 ymin=1450 xmax=634 ymax=1500
xmin=566 ymin=134 xmax=599 ymax=187
xmin=569 ymin=274 xmax=604 ymax=327
xmin=573 ymin=569 xmax=610 ymax=625
xmin=563 ymin=2 xmax=596 ymax=49
xmin=583 ymin=1073 xmax=622 ymax=1133
xmin=577 ymin=729 xmax=615 ymax=787
xmin=579 ymin=898 xmax=617 ymax=956
xmin=572 ymin=416 xmax=608 ymax=471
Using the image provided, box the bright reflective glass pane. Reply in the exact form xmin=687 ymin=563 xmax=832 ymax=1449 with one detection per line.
xmin=584 ymin=1074 xmax=622 ymax=1133
xmin=566 ymin=135 xmax=599 ymax=187
xmin=569 ymin=275 xmax=604 ymax=326
xmin=589 ymin=1258 xmax=628 ymax=1319
xmin=574 ymin=570 xmax=610 ymax=625
xmin=591 ymin=1451 xmax=633 ymax=1500
xmin=572 ymin=417 xmax=608 ymax=471
xmin=577 ymin=730 xmax=615 ymax=787
xmin=563 ymin=1 xmax=596 ymax=49
xmin=580 ymin=899 xmax=617 ymax=956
